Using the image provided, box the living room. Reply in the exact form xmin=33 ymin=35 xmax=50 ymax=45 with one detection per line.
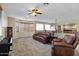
xmin=0 ymin=3 xmax=79 ymax=56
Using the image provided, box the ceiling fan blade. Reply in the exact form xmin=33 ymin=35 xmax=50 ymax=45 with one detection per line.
xmin=36 ymin=12 xmax=42 ymax=14
xmin=27 ymin=10 xmax=31 ymax=12
xmin=27 ymin=13 xmax=32 ymax=15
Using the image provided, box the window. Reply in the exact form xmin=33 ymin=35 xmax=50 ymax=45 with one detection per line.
xmin=19 ymin=23 xmax=25 ymax=31
xmin=15 ymin=22 xmax=35 ymax=32
xmin=45 ymin=24 xmax=51 ymax=30
xmin=29 ymin=24 xmax=35 ymax=32
xmin=36 ymin=23 xmax=44 ymax=31
xmin=25 ymin=24 xmax=29 ymax=32
xmin=51 ymin=26 xmax=56 ymax=31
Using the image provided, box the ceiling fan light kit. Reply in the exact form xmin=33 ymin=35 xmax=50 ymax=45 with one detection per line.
xmin=32 ymin=12 xmax=37 ymax=16
xmin=27 ymin=8 xmax=42 ymax=16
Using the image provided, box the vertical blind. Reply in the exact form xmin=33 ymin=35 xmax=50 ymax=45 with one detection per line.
xmin=45 ymin=24 xmax=51 ymax=30
xmin=36 ymin=23 xmax=52 ymax=31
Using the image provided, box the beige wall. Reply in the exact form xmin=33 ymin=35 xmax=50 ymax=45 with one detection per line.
xmin=76 ymin=23 xmax=79 ymax=31
xmin=8 ymin=17 xmax=35 ymax=39
xmin=1 ymin=11 xmax=8 ymax=37
xmin=2 ymin=11 xmax=8 ymax=27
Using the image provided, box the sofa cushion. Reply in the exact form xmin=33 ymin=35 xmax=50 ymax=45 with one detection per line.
xmin=39 ymin=35 xmax=47 ymax=39
xmin=64 ymin=35 xmax=75 ymax=45
xmin=35 ymin=36 xmax=47 ymax=41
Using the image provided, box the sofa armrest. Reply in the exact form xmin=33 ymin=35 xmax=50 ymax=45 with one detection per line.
xmin=53 ymin=38 xmax=63 ymax=42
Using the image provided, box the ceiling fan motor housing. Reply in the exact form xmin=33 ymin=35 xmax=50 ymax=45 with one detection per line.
xmin=32 ymin=8 xmax=38 ymax=12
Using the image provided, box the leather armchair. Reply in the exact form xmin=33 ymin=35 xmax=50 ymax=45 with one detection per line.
xmin=51 ymin=34 xmax=79 ymax=56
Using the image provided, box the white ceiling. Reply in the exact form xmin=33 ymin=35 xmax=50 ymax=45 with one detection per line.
xmin=1 ymin=3 xmax=79 ymax=24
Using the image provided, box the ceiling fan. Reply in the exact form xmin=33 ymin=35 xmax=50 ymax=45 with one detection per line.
xmin=27 ymin=8 xmax=42 ymax=16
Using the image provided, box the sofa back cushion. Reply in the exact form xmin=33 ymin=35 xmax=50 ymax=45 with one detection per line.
xmin=64 ymin=35 xmax=75 ymax=45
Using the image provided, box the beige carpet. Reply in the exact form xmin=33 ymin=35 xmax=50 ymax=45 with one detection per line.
xmin=9 ymin=37 xmax=51 ymax=56
xmin=9 ymin=37 xmax=79 ymax=56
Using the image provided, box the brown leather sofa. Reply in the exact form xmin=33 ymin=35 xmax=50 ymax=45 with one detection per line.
xmin=51 ymin=33 xmax=79 ymax=56
xmin=33 ymin=32 xmax=50 ymax=44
